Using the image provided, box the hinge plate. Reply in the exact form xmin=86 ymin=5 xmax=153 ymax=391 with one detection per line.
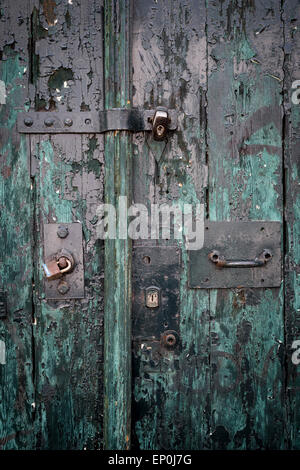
xmin=17 ymin=109 xmax=177 ymax=134
xmin=189 ymin=221 xmax=282 ymax=288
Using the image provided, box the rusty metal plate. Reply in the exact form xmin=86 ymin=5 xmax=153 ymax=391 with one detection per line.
xmin=132 ymin=246 xmax=181 ymax=341
xmin=43 ymin=223 xmax=84 ymax=299
xmin=189 ymin=221 xmax=282 ymax=288
xmin=17 ymin=109 xmax=177 ymax=134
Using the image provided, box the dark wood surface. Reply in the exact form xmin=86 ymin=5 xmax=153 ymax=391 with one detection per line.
xmin=0 ymin=0 xmax=299 ymax=450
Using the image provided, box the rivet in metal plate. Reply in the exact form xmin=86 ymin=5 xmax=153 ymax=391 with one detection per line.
xmin=64 ymin=118 xmax=73 ymax=127
xmin=24 ymin=117 xmax=33 ymax=127
xmin=44 ymin=117 xmax=55 ymax=127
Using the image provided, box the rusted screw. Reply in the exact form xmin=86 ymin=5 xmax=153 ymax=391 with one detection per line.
xmin=57 ymin=225 xmax=69 ymax=239
xmin=24 ymin=117 xmax=33 ymax=127
xmin=57 ymin=280 xmax=70 ymax=295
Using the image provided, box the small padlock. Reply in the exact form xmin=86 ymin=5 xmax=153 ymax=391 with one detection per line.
xmin=43 ymin=258 xmax=72 ymax=281
xmin=152 ymin=107 xmax=170 ymax=141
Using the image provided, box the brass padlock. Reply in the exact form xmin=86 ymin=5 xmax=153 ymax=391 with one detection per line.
xmin=43 ymin=258 xmax=72 ymax=281
xmin=152 ymin=107 xmax=170 ymax=141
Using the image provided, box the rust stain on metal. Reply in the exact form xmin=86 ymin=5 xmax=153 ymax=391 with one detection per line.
xmin=42 ymin=0 xmax=57 ymax=26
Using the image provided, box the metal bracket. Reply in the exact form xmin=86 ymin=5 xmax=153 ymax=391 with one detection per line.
xmin=132 ymin=245 xmax=181 ymax=373
xmin=43 ymin=223 xmax=84 ymax=299
xmin=189 ymin=221 xmax=281 ymax=288
xmin=17 ymin=108 xmax=177 ymax=135
xmin=133 ymin=245 xmax=181 ymax=339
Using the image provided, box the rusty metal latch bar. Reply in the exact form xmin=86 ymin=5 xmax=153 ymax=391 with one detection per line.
xmin=208 ymin=249 xmax=272 ymax=268
xmin=17 ymin=108 xmax=177 ymax=136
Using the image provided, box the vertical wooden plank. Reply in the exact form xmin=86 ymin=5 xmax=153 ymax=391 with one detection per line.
xmin=103 ymin=0 xmax=132 ymax=450
xmin=132 ymin=0 xmax=210 ymax=449
xmin=0 ymin=0 xmax=36 ymax=450
xmin=283 ymin=0 xmax=300 ymax=450
xmin=31 ymin=0 xmax=105 ymax=449
xmin=207 ymin=0 xmax=286 ymax=449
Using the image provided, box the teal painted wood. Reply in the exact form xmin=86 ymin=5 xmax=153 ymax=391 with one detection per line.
xmin=103 ymin=0 xmax=132 ymax=450
xmin=206 ymin=0 xmax=286 ymax=449
xmin=0 ymin=1 xmax=36 ymax=450
xmin=131 ymin=0 xmax=210 ymax=449
xmin=283 ymin=0 xmax=300 ymax=450
xmin=29 ymin=0 xmax=105 ymax=449
xmin=131 ymin=0 xmax=290 ymax=450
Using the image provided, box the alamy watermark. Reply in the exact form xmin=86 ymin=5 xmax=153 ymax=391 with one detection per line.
xmin=96 ymin=196 xmax=204 ymax=250
xmin=291 ymin=80 xmax=300 ymax=105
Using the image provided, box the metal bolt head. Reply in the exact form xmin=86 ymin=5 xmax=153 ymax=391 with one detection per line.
xmin=24 ymin=116 xmax=33 ymax=127
xmin=57 ymin=225 xmax=69 ymax=239
xmin=44 ymin=117 xmax=55 ymax=127
xmin=64 ymin=118 xmax=73 ymax=127
xmin=57 ymin=280 xmax=70 ymax=295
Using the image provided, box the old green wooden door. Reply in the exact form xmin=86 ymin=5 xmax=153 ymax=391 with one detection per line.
xmin=0 ymin=0 xmax=299 ymax=451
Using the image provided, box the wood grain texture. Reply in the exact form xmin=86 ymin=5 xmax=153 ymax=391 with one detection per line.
xmin=131 ymin=0 xmax=289 ymax=450
xmin=206 ymin=0 xmax=286 ymax=449
xmin=30 ymin=0 xmax=105 ymax=449
xmin=132 ymin=0 xmax=210 ymax=450
xmin=103 ymin=0 xmax=132 ymax=450
xmin=283 ymin=0 xmax=300 ymax=450
xmin=0 ymin=0 xmax=36 ymax=450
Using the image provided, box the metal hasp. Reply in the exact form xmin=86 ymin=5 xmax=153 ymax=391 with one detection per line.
xmin=189 ymin=221 xmax=281 ymax=288
xmin=43 ymin=223 xmax=84 ymax=299
xmin=132 ymin=246 xmax=181 ymax=371
xmin=17 ymin=108 xmax=177 ymax=137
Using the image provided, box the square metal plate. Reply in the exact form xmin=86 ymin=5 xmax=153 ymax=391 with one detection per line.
xmin=44 ymin=223 xmax=84 ymax=299
xmin=189 ymin=221 xmax=281 ymax=288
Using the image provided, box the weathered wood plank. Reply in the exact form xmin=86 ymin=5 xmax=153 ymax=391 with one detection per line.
xmin=206 ymin=0 xmax=286 ymax=449
xmin=283 ymin=0 xmax=300 ymax=450
xmin=103 ymin=0 xmax=132 ymax=450
xmin=132 ymin=0 xmax=210 ymax=450
xmin=0 ymin=0 xmax=36 ymax=450
xmin=30 ymin=0 xmax=104 ymax=449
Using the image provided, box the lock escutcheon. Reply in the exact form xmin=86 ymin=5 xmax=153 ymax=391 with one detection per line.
xmin=145 ymin=286 xmax=160 ymax=308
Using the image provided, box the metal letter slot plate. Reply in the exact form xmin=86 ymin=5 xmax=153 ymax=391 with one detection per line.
xmin=132 ymin=246 xmax=181 ymax=372
xmin=44 ymin=223 xmax=84 ymax=299
xmin=189 ymin=221 xmax=281 ymax=289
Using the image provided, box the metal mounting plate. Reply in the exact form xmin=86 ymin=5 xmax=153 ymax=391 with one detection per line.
xmin=189 ymin=221 xmax=281 ymax=288
xmin=132 ymin=245 xmax=181 ymax=373
xmin=44 ymin=223 xmax=84 ymax=299
xmin=132 ymin=246 xmax=181 ymax=340
xmin=17 ymin=109 xmax=177 ymax=134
